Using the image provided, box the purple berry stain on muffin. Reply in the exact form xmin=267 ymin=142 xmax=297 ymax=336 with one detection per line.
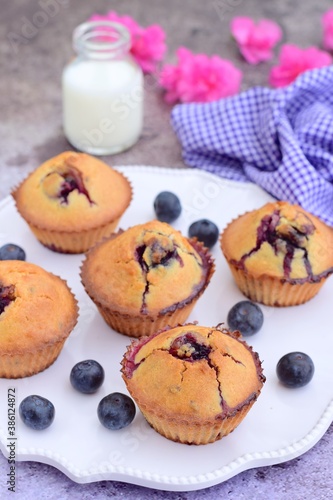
xmin=231 ymin=209 xmax=323 ymax=282
xmin=135 ymin=241 xmax=182 ymax=271
xmin=0 ymin=284 xmax=16 ymax=314
xmin=169 ymin=333 xmax=211 ymax=361
xmin=135 ymin=233 xmax=186 ymax=314
xmin=133 ymin=230 xmax=214 ymax=316
xmin=41 ymin=165 xmax=95 ymax=205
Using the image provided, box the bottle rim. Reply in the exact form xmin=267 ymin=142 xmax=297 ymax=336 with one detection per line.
xmin=73 ymin=21 xmax=131 ymax=58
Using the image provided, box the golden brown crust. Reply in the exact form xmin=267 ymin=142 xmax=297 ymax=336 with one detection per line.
xmin=0 ymin=260 xmax=78 ymax=378
xmin=80 ymin=221 xmax=215 ymax=337
xmin=11 ymin=152 xmax=132 ymax=253
xmin=220 ymin=201 xmax=333 ymax=306
xmin=12 ymin=151 xmax=132 ymax=231
xmin=121 ymin=324 xmax=265 ymax=444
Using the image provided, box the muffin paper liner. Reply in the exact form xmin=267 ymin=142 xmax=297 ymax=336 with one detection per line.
xmin=0 ymin=340 xmax=67 ymax=379
xmin=123 ymin=379 xmax=260 ymax=445
xmin=26 ymin=217 xmax=122 ymax=254
xmin=94 ymin=299 xmax=198 ymax=338
xmin=228 ymin=264 xmax=326 ymax=306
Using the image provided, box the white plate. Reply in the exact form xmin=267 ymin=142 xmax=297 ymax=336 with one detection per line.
xmin=0 ymin=166 xmax=332 ymax=492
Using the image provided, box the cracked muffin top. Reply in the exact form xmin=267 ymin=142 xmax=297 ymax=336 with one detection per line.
xmin=221 ymin=201 xmax=333 ymax=283
xmin=80 ymin=220 xmax=214 ymax=317
xmin=12 ymin=151 xmax=132 ymax=232
xmin=0 ymin=260 xmax=78 ymax=355
xmin=122 ymin=324 xmax=265 ymax=421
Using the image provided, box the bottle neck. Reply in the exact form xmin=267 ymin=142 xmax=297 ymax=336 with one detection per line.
xmin=73 ymin=21 xmax=131 ymax=61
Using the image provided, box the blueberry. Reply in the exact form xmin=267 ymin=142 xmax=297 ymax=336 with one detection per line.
xmin=276 ymin=352 xmax=314 ymax=388
xmin=97 ymin=392 xmax=136 ymax=430
xmin=188 ymin=219 xmax=219 ymax=248
xmin=70 ymin=359 xmax=105 ymax=394
xmin=227 ymin=300 xmax=264 ymax=336
xmin=19 ymin=395 xmax=55 ymax=430
xmin=153 ymin=191 xmax=182 ymax=223
xmin=0 ymin=243 xmax=26 ymax=261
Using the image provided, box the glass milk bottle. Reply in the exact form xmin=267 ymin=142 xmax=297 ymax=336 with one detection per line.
xmin=62 ymin=21 xmax=143 ymax=155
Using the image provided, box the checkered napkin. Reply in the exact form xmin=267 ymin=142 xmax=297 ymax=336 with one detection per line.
xmin=171 ymin=65 xmax=333 ymax=227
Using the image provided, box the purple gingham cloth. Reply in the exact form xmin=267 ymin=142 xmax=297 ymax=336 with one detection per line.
xmin=171 ymin=65 xmax=333 ymax=227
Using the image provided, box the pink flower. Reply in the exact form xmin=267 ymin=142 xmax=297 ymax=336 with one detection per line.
xmin=230 ymin=17 xmax=282 ymax=64
xmin=269 ymin=44 xmax=332 ymax=88
xmin=159 ymin=47 xmax=242 ymax=104
xmin=89 ymin=12 xmax=166 ymax=73
xmin=322 ymin=8 xmax=333 ymax=51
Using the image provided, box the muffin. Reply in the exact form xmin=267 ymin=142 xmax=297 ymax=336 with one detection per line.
xmin=121 ymin=323 xmax=265 ymax=445
xmin=11 ymin=151 xmax=132 ymax=253
xmin=80 ymin=220 xmax=215 ymax=337
xmin=0 ymin=260 xmax=78 ymax=378
xmin=221 ymin=201 xmax=333 ymax=306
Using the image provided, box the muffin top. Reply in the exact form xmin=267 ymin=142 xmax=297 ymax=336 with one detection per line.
xmin=221 ymin=201 xmax=333 ymax=283
xmin=122 ymin=324 xmax=265 ymax=421
xmin=11 ymin=151 xmax=132 ymax=232
xmin=0 ymin=260 xmax=78 ymax=355
xmin=80 ymin=220 xmax=214 ymax=317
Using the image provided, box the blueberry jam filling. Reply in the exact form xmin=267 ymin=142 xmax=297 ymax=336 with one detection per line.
xmin=135 ymin=235 xmax=185 ymax=314
xmin=135 ymin=242 xmax=180 ymax=271
xmin=133 ymin=231 xmax=213 ymax=315
xmin=169 ymin=333 xmax=211 ymax=361
xmin=136 ymin=245 xmax=148 ymax=272
xmin=232 ymin=210 xmax=320 ymax=281
xmin=43 ymin=166 xmax=94 ymax=205
xmin=0 ymin=284 xmax=16 ymax=314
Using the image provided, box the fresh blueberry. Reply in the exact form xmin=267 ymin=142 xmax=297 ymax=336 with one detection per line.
xmin=0 ymin=243 xmax=26 ymax=261
xmin=97 ymin=392 xmax=136 ymax=430
xmin=153 ymin=191 xmax=182 ymax=223
xmin=276 ymin=352 xmax=315 ymax=388
xmin=70 ymin=359 xmax=105 ymax=394
xmin=188 ymin=219 xmax=219 ymax=248
xmin=19 ymin=395 xmax=55 ymax=430
xmin=227 ymin=300 xmax=264 ymax=336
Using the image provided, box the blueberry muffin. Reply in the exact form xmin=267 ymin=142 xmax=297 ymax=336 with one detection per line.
xmin=80 ymin=220 xmax=215 ymax=337
xmin=11 ymin=151 xmax=132 ymax=253
xmin=122 ymin=323 xmax=265 ymax=444
xmin=0 ymin=260 xmax=78 ymax=378
xmin=221 ymin=201 xmax=333 ymax=306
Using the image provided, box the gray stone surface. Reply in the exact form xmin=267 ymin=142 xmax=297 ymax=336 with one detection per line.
xmin=1 ymin=0 xmax=333 ymax=498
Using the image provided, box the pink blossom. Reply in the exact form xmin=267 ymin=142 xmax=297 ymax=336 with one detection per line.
xmin=89 ymin=12 xmax=166 ymax=73
xmin=159 ymin=47 xmax=242 ymax=104
xmin=230 ymin=17 xmax=282 ymax=64
xmin=269 ymin=44 xmax=332 ymax=88
xmin=322 ymin=8 xmax=333 ymax=51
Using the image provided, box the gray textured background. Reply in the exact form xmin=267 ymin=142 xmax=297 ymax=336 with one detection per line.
xmin=1 ymin=0 xmax=333 ymax=498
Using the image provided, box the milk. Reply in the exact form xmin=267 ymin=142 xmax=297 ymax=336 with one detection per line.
xmin=62 ymin=20 xmax=144 ymax=156
xmin=62 ymin=57 xmax=143 ymax=155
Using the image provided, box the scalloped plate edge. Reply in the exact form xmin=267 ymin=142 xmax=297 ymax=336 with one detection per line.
xmin=1 ymin=398 xmax=332 ymax=491
xmin=0 ymin=165 xmax=332 ymax=492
